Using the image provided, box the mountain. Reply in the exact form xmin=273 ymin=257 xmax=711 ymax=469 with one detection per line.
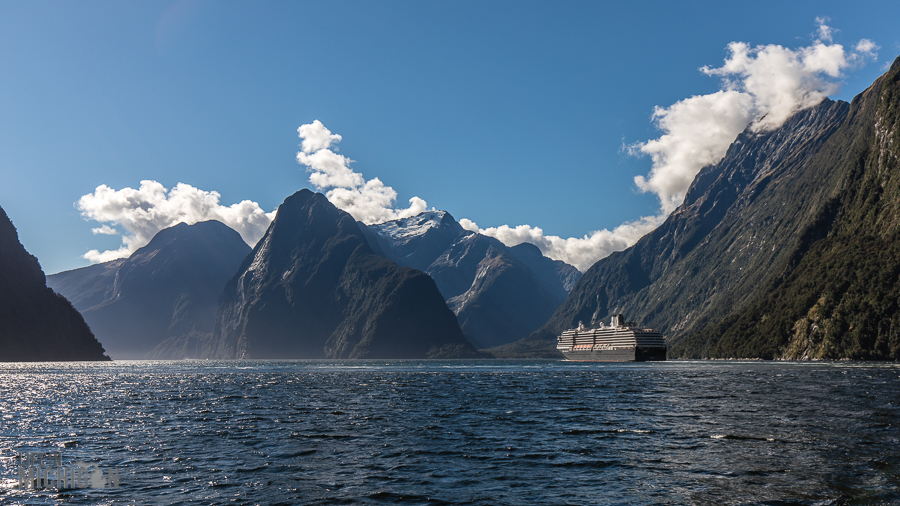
xmin=510 ymin=57 xmax=900 ymax=360
xmin=0 ymin=205 xmax=108 ymax=361
xmin=208 ymin=189 xmax=481 ymax=359
xmin=680 ymin=58 xmax=900 ymax=360
xmin=508 ymin=242 xmax=582 ymax=297
xmin=48 ymin=220 xmax=251 ymax=359
xmin=366 ymin=211 xmax=581 ymax=348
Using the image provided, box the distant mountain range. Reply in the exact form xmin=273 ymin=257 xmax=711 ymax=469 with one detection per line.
xmin=209 ymin=189 xmax=481 ymax=359
xmin=48 ymin=221 xmax=251 ymax=359
xmin=507 ymin=56 xmax=900 ymax=360
xmin=366 ymin=211 xmax=580 ymax=348
xmin=0 ymin=205 xmax=108 ymax=361
xmin=45 ymin=196 xmax=576 ymax=359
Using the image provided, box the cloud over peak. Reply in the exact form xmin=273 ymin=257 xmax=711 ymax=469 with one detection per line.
xmin=471 ymin=20 xmax=880 ymax=270
xmin=77 ymin=181 xmax=275 ymax=263
xmin=296 ymin=121 xmax=428 ymax=224
xmin=632 ymin=21 xmax=878 ymax=216
xmin=460 ymin=216 xmax=665 ymax=272
xmin=293 ymin=121 xmax=661 ymax=271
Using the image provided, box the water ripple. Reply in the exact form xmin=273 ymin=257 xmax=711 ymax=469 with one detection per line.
xmin=0 ymin=360 xmax=898 ymax=504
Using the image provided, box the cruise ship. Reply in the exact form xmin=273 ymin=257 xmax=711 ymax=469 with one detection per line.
xmin=557 ymin=315 xmax=666 ymax=361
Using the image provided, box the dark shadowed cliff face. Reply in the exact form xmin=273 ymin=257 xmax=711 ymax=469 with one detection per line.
xmin=511 ymin=57 xmax=900 ymax=360
xmin=210 ymin=190 xmax=480 ymax=359
xmin=367 ymin=211 xmax=580 ymax=348
xmin=0 ymin=206 xmax=108 ymax=361
xmin=47 ymin=220 xmax=251 ymax=359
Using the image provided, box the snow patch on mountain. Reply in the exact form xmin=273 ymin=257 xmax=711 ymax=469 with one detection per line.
xmin=370 ymin=211 xmax=467 ymax=244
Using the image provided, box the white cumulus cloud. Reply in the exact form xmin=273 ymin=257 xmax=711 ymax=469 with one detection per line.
xmin=294 ymin=121 xmax=658 ymax=271
xmin=631 ymin=21 xmax=878 ymax=216
xmin=466 ymin=21 xmax=878 ymax=271
xmin=298 ymin=119 xmax=342 ymax=154
xmin=77 ymin=180 xmax=275 ymax=263
xmin=297 ymin=120 xmax=668 ymax=271
xmin=91 ymin=225 xmax=119 ymax=235
xmin=296 ymin=121 xmax=429 ymax=224
xmin=815 ymin=17 xmax=835 ymax=43
xmin=632 ymin=90 xmax=755 ymax=214
xmin=854 ymin=39 xmax=879 ymax=60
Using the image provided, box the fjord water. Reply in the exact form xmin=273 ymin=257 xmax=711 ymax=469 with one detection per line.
xmin=1 ymin=360 xmax=897 ymax=505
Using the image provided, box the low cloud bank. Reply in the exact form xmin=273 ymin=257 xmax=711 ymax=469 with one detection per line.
xmin=459 ymin=216 xmax=665 ymax=272
xmin=77 ymin=181 xmax=275 ymax=263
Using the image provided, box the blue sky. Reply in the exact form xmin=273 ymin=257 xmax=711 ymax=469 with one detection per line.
xmin=1 ymin=1 xmax=898 ymax=273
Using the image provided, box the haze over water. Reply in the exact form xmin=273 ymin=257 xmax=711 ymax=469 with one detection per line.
xmin=1 ymin=360 xmax=897 ymax=505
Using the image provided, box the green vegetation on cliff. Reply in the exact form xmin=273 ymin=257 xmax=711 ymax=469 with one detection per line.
xmin=675 ymin=59 xmax=900 ymax=359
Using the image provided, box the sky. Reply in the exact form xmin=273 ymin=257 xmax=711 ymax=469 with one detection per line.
xmin=1 ymin=1 xmax=898 ymax=274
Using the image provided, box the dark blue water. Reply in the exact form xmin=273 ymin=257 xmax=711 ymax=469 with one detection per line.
xmin=1 ymin=360 xmax=898 ymax=505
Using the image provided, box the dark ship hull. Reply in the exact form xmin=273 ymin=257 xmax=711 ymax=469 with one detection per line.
xmin=560 ymin=347 xmax=667 ymax=362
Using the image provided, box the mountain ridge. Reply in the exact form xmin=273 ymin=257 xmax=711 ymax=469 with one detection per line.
xmin=501 ymin=56 xmax=900 ymax=360
xmin=48 ymin=220 xmax=251 ymax=359
xmin=675 ymin=56 xmax=900 ymax=359
xmin=367 ymin=210 xmax=580 ymax=348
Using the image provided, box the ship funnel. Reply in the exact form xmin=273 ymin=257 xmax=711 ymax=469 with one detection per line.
xmin=611 ymin=314 xmax=625 ymax=327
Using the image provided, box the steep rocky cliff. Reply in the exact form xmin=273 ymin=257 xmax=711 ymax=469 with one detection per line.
xmin=0 ymin=206 xmax=108 ymax=361
xmin=210 ymin=190 xmax=480 ymax=359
